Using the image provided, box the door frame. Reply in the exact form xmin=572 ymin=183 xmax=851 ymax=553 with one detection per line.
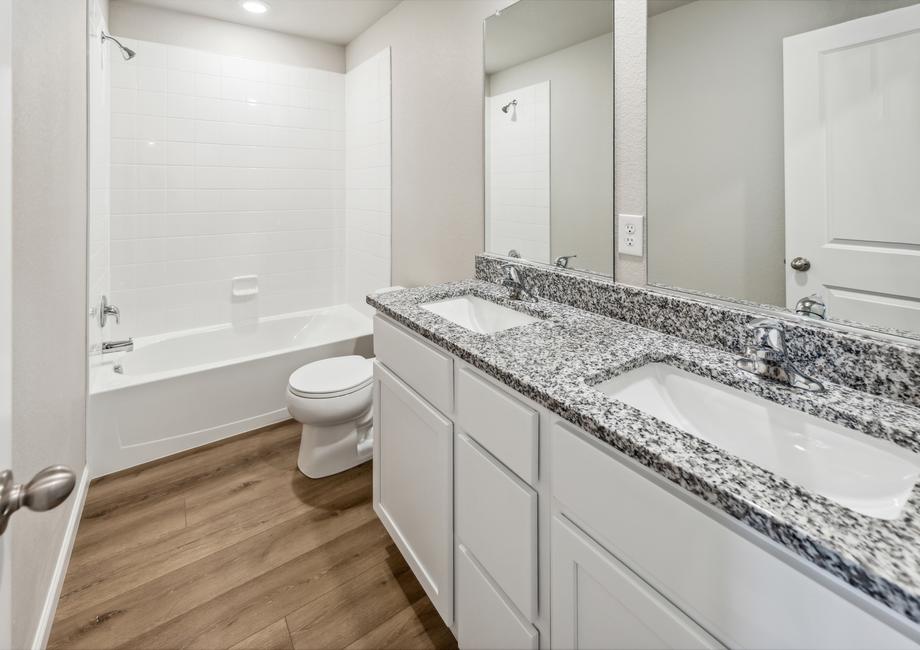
xmin=0 ymin=0 xmax=14 ymax=645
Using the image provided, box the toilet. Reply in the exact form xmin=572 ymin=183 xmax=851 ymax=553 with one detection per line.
xmin=286 ymin=354 xmax=374 ymax=479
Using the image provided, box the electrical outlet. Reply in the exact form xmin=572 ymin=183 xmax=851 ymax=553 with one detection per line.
xmin=618 ymin=214 xmax=644 ymax=256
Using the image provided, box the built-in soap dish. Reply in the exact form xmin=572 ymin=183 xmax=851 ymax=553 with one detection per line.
xmin=232 ymin=275 xmax=259 ymax=298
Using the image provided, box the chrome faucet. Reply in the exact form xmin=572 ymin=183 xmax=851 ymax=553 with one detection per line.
xmin=795 ymin=293 xmax=827 ymax=320
xmin=97 ymin=295 xmax=121 ymax=328
xmin=501 ymin=263 xmax=538 ymax=302
xmin=736 ymin=318 xmax=824 ymax=392
xmin=101 ymin=338 xmax=133 ymax=354
xmin=554 ymin=254 xmax=577 ymax=269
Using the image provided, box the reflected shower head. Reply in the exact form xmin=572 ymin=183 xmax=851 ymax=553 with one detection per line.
xmin=501 ymin=99 xmax=517 ymax=113
xmin=101 ymin=31 xmax=136 ymax=61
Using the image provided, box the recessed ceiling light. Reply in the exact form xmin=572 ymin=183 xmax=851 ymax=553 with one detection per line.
xmin=240 ymin=0 xmax=270 ymax=14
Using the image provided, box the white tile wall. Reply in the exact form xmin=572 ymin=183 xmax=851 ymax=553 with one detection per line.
xmin=487 ymin=82 xmax=551 ymax=264
xmin=89 ymin=1 xmax=111 ymax=360
xmin=345 ymin=48 xmax=391 ymax=314
xmin=108 ymin=38 xmax=347 ymax=337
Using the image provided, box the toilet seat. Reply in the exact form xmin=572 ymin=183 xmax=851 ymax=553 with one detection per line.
xmin=288 ymin=355 xmax=373 ymax=399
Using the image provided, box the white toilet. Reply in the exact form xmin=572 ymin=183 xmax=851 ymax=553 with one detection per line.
xmin=286 ymin=354 xmax=374 ymax=479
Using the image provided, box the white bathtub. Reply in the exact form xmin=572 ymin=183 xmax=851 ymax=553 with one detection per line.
xmin=88 ymin=304 xmax=373 ymax=477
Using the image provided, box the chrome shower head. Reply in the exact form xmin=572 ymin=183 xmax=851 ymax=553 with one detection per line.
xmin=501 ymin=99 xmax=517 ymax=113
xmin=101 ymin=31 xmax=136 ymax=61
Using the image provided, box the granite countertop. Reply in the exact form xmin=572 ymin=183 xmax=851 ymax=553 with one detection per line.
xmin=367 ymin=279 xmax=920 ymax=626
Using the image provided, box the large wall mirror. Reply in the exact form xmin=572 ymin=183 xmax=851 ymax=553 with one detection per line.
xmin=484 ymin=0 xmax=614 ymax=276
xmin=647 ymin=0 xmax=920 ymax=339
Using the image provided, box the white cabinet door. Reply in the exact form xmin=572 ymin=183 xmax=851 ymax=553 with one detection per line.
xmin=372 ymin=361 xmax=454 ymax=626
xmin=551 ymin=514 xmax=722 ymax=650
xmin=783 ymin=4 xmax=920 ymax=331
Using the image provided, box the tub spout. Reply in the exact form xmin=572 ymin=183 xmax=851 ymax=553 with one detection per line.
xmin=102 ymin=338 xmax=134 ymax=354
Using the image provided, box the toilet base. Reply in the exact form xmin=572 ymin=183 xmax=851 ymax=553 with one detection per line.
xmin=297 ymin=412 xmax=373 ymax=479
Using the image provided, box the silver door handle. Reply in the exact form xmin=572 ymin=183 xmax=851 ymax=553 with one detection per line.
xmin=790 ymin=256 xmax=811 ymax=272
xmin=0 ymin=466 xmax=76 ymax=535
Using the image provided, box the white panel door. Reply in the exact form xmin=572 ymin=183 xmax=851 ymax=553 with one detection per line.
xmin=783 ymin=4 xmax=920 ymax=332
xmin=551 ymin=515 xmax=721 ymax=650
xmin=0 ymin=0 xmax=11 ymax=644
xmin=372 ymin=362 xmax=453 ymax=626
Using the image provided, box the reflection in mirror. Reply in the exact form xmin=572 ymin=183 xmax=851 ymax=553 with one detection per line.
xmin=484 ymin=0 xmax=614 ymax=277
xmin=647 ymin=0 xmax=920 ymax=337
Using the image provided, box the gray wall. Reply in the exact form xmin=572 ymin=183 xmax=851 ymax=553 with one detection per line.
xmin=489 ymin=32 xmax=614 ymax=276
xmin=110 ymin=1 xmax=345 ymax=71
xmin=647 ymin=0 xmax=916 ymax=305
xmin=11 ymin=0 xmax=88 ymax=647
xmin=346 ymin=0 xmax=511 ymax=287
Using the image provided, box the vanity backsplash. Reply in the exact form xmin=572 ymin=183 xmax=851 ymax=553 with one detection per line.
xmin=475 ymin=254 xmax=920 ymax=408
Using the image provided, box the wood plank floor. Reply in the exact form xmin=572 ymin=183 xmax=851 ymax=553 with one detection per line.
xmin=48 ymin=421 xmax=457 ymax=650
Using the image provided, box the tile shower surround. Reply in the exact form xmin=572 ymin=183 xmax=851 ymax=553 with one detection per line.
xmin=475 ymin=253 xmax=920 ymax=408
xmin=107 ymin=39 xmax=391 ymax=337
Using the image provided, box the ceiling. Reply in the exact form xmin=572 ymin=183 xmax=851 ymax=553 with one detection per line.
xmin=111 ymin=0 xmax=401 ymax=45
xmin=484 ymin=0 xmax=613 ymax=75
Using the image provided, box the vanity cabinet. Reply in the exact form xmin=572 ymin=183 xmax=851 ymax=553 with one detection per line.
xmin=371 ymin=313 xmax=920 ymax=650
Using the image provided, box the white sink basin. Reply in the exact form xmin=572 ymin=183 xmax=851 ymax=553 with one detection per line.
xmin=594 ymin=363 xmax=920 ymax=520
xmin=421 ymin=295 xmax=541 ymax=334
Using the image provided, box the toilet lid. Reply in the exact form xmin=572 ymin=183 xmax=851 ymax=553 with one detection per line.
xmin=288 ymin=355 xmax=373 ymax=398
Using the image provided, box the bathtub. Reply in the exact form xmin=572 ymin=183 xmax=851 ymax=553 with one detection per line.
xmin=88 ymin=304 xmax=373 ymax=477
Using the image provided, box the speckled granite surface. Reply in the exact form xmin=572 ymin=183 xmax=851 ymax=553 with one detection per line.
xmin=367 ymin=280 xmax=920 ymax=625
xmin=476 ymin=254 xmax=920 ymax=408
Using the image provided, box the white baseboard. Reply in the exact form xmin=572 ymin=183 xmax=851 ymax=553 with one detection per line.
xmin=31 ymin=465 xmax=90 ymax=650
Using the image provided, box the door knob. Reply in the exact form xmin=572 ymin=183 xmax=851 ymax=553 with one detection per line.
xmin=790 ymin=256 xmax=811 ymax=272
xmin=0 ymin=466 xmax=76 ymax=535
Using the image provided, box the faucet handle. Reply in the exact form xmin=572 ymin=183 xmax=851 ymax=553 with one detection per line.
xmin=554 ymin=254 xmax=577 ymax=268
xmin=746 ymin=318 xmax=786 ymax=359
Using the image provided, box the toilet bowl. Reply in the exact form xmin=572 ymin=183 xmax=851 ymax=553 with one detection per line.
xmin=286 ymin=355 xmax=374 ymax=479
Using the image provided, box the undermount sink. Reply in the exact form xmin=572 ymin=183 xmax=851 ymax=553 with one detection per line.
xmin=421 ymin=295 xmax=541 ymax=334
xmin=594 ymin=363 xmax=920 ymax=520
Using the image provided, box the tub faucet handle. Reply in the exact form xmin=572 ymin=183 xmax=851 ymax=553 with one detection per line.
xmin=99 ymin=295 xmax=120 ymax=327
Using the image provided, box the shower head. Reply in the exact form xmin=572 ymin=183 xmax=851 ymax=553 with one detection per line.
xmin=501 ymin=99 xmax=517 ymax=113
xmin=101 ymin=31 xmax=136 ymax=61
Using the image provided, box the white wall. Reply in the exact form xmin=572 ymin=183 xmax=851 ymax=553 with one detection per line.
xmin=486 ymin=82 xmax=551 ymax=263
xmin=646 ymin=0 xmax=916 ymax=304
xmin=10 ymin=0 xmax=87 ymax=647
xmin=489 ymin=32 xmax=613 ymax=274
xmin=345 ymin=47 xmax=391 ymax=314
xmin=107 ymin=37 xmax=347 ymax=337
xmin=109 ymin=1 xmax=344 ymax=72
xmin=346 ymin=0 xmax=511 ymax=287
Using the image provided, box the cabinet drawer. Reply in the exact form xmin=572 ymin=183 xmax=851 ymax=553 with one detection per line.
xmin=551 ymin=422 xmax=916 ymax=649
xmin=552 ymin=514 xmax=721 ymax=650
xmin=457 ymin=543 xmax=539 ymax=650
xmin=456 ymin=432 xmax=538 ymax=621
xmin=456 ymin=367 xmax=538 ymax=485
xmin=373 ymin=315 xmax=453 ymax=414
